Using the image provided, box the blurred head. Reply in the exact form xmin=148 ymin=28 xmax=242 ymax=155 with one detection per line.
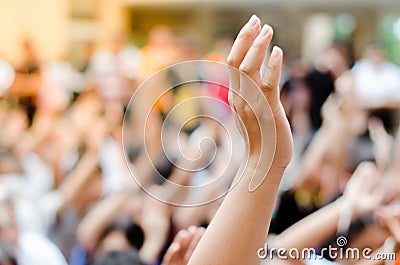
xmin=21 ymin=41 xmax=36 ymax=59
xmin=110 ymin=33 xmax=128 ymax=54
xmin=363 ymin=43 xmax=387 ymax=65
xmin=103 ymin=102 xmax=124 ymax=133
xmin=94 ymin=250 xmax=145 ymax=265
xmin=175 ymin=33 xmax=201 ymax=60
xmin=148 ymin=25 xmax=175 ymax=46
xmin=287 ymin=56 xmax=308 ymax=79
xmin=96 ymin=219 xmax=144 ymax=256
xmin=83 ymin=42 xmax=95 ymax=59
xmin=320 ymin=43 xmax=351 ymax=77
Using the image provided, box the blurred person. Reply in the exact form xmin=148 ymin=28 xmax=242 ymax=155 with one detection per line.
xmin=78 ymin=42 xmax=95 ymax=73
xmin=93 ymin=250 xmax=145 ymax=265
xmin=186 ymin=15 xmax=293 ymax=265
xmin=172 ymin=124 xmax=243 ymax=231
xmin=0 ymin=106 xmax=28 ymax=150
xmin=267 ymin=162 xmax=388 ymax=264
xmin=137 ymin=26 xmax=181 ymax=130
xmin=352 ymin=43 xmax=400 ymax=132
xmin=75 ymin=188 xmax=169 ymax=265
xmin=306 ymin=43 xmax=351 ymax=131
xmin=9 ymin=41 xmax=42 ymax=125
xmin=17 ymin=41 xmax=40 ymax=75
xmin=168 ymin=134 xmax=400 ymax=264
xmin=139 ymin=25 xmax=180 ymax=79
xmin=44 ymin=94 xmax=128 ymax=259
xmin=203 ymin=37 xmax=234 ymax=120
xmin=11 ymin=75 xmax=73 ymax=186
xmin=175 ymin=32 xmax=202 ymax=61
xmin=77 ymin=120 xmax=223 ymax=264
xmin=0 ymin=199 xmax=67 ymax=265
xmin=163 ymin=36 xmax=203 ymax=134
xmin=279 ymin=56 xmax=311 ymax=190
xmin=270 ymin=92 xmax=368 ymax=234
xmin=2 ymin=89 xmax=107 ymax=259
xmin=99 ymin=102 xmax=133 ymax=195
xmin=281 ymin=56 xmax=311 ymax=127
xmin=2 ymin=10 xmax=400 ymax=265
xmin=8 ymin=72 xmax=42 ymax=127
xmin=87 ymin=33 xmax=140 ymax=104
xmin=0 ymin=240 xmax=17 ymax=265
xmin=204 ymin=37 xmax=233 ymax=63
xmin=280 ymin=56 xmax=311 ymax=162
xmin=47 ymin=163 xmax=104 ymax=260
xmin=40 ymin=58 xmax=83 ymax=104
xmin=352 ymin=43 xmax=400 ymax=107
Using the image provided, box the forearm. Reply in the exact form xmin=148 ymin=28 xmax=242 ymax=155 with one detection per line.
xmin=389 ymin=127 xmax=400 ymax=171
xmin=272 ymin=199 xmax=342 ymax=250
xmin=58 ymin=149 xmax=98 ymax=204
xmin=187 ymin=15 xmax=292 ymax=265
xmin=298 ymin=126 xmax=334 ymax=180
xmin=188 ymin=164 xmax=284 ymax=265
xmin=77 ymin=190 xmax=130 ymax=251
xmin=139 ymin=219 xmax=170 ymax=264
xmin=319 ymin=127 xmax=350 ymax=201
xmin=271 ymin=198 xmax=360 ymax=251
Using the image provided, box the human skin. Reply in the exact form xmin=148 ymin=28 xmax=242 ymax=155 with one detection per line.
xmin=187 ymin=15 xmax=293 ymax=265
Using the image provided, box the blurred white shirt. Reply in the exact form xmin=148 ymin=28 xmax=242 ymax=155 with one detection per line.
xmin=352 ymin=59 xmax=400 ymax=107
xmin=17 ymin=232 xmax=67 ymax=265
xmin=87 ymin=45 xmax=140 ymax=101
xmin=0 ymin=59 xmax=15 ymax=95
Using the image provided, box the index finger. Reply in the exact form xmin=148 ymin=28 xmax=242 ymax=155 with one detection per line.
xmin=227 ymin=15 xmax=261 ymax=108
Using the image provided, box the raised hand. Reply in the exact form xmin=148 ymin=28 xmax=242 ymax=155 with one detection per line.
xmin=139 ymin=187 xmax=171 ymax=264
xmin=375 ymin=201 xmax=400 ymax=242
xmin=342 ymin=162 xmax=383 ymax=216
xmin=162 ymin=227 xmax=205 ymax=265
xmin=227 ymin=15 xmax=293 ymax=190
xmin=187 ymin=15 xmax=293 ymax=265
xmin=368 ymin=117 xmax=393 ymax=172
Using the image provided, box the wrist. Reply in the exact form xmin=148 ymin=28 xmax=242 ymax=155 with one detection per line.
xmin=336 ymin=198 xmax=353 ymax=235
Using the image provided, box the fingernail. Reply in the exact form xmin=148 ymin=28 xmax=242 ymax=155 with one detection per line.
xmin=260 ymin=25 xmax=271 ymax=37
xmin=188 ymin=226 xmax=197 ymax=233
xmin=170 ymin=242 xmax=181 ymax=251
xmin=249 ymin=15 xmax=258 ymax=26
xmin=271 ymin=46 xmax=282 ymax=60
xmin=177 ymin=230 xmax=188 ymax=238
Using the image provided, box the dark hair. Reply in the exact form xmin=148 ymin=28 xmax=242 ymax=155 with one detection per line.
xmin=97 ymin=218 xmax=144 ymax=251
xmin=94 ymin=250 xmax=145 ymax=265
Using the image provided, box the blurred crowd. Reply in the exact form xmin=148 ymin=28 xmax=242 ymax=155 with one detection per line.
xmin=0 ymin=22 xmax=400 ymax=265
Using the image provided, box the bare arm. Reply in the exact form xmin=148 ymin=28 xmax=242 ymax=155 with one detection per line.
xmin=271 ymin=162 xmax=381 ymax=251
xmin=188 ymin=15 xmax=293 ymax=265
xmin=76 ymin=189 xmax=140 ymax=252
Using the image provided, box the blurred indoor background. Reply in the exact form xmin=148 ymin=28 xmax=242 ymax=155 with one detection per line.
xmin=1 ymin=0 xmax=400 ymax=66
